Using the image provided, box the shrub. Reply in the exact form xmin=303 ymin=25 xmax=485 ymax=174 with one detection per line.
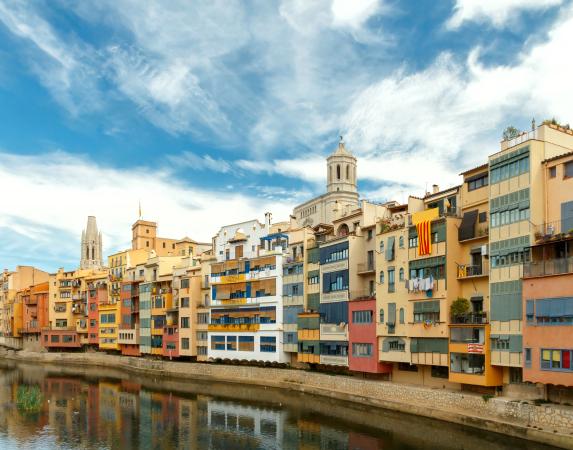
xmin=450 ymin=297 xmax=470 ymax=317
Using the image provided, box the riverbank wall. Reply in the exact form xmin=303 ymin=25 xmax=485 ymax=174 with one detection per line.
xmin=2 ymin=348 xmax=572 ymax=449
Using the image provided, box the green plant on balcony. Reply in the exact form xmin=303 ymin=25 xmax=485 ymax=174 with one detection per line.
xmin=450 ymin=297 xmax=470 ymax=319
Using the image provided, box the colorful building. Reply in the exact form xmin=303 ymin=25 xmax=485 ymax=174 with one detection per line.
xmin=522 ymin=150 xmax=573 ymax=388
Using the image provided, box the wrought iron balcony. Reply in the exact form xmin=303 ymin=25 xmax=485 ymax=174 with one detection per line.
xmin=450 ymin=312 xmax=488 ymax=324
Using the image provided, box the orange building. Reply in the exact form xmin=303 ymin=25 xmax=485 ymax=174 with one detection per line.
xmin=20 ymin=282 xmax=50 ymax=351
xmin=522 ymin=151 xmax=573 ymax=387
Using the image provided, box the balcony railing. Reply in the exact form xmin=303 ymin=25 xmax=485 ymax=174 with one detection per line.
xmin=349 ymin=290 xmax=375 ymax=301
xmin=457 ymin=262 xmax=488 ymax=279
xmin=450 ymin=312 xmax=488 ymax=324
xmin=357 ymin=262 xmax=375 ymax=274
xmin=533 ymin=220 xmax=573 ymax=244
xmin=523 ymin=257 xmax=573 ymax=278
xmin=208 ymin=323 xmax=260 ymax=332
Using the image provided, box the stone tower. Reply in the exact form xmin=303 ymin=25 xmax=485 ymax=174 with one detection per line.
xmin=80 ymin=216 xmax=103 ymax=270
xmin=327 ymin=137 xmax=358 ymax=194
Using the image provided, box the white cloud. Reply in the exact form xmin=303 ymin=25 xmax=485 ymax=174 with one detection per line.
xmin=0 ymin=150 xmax=294 ymax=271
xmin=447 ymin=0 xmax=563 ymax=29
xmin=166 ymin=151 xmax=232 ymax=173
xmin=331 ymin=0 xmax=382 ymax=29
xmin=343 ymin=3 xmax=573 ymax=186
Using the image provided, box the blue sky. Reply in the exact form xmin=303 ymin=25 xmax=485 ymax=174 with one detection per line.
xmin=1 ymin=0 xmax=572 ymax=272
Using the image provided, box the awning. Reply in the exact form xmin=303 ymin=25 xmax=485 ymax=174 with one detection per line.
xmin=458 ymin=210 xmax=478 ymax=241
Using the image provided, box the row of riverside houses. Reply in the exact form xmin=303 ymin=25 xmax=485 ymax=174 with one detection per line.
xmin=1 ymin=122 xmax=573 ymax=401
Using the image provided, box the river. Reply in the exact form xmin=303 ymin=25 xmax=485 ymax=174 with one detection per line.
xmin=0 ymin=360 xmax=558 ymax=449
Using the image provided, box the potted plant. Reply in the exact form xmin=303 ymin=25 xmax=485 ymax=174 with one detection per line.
xmin=450 ymin=297 xmax=470 ymax=322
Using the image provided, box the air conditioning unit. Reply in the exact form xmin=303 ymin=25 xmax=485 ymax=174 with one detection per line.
xmin=481 ymin=244 xmax=489 ymax=256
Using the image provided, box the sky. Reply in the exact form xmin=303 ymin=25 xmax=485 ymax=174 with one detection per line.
xmin=1 ymin=0 xmax=572 ymax=272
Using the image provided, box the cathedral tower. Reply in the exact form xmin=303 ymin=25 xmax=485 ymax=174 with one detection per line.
xmin=327 ymin=137 xmax=358 ymax=194
xmin=80 ymin=216 xmax=103 ymax=270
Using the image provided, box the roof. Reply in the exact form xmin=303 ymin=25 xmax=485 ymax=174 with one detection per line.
xmin=459 ymin=163 xmax=488 ymax=176
xmin=424 ymin=185 xmax=461 ymax=200
xmin=542 ymin=150 xmax=573 ymax=164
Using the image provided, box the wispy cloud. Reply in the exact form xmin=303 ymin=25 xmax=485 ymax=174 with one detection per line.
xmin=0 ymin=150 xmax=294 ymax=271
xmin=446 ymin=0 xmax=564 ymax=29
xmin=166 ymin=151 xmax=233 ymax=173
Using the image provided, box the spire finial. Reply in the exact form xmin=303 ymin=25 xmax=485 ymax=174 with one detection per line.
xmin=138 ymin=201 xmax=142 ymax=220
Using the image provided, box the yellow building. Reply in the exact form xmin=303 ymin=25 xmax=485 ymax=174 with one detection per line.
xmin=449 ymin=164 xmax=503 ymax=388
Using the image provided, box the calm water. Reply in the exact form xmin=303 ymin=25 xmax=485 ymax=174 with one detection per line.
xmin=0 ymin=360 xmax=558 ymax=450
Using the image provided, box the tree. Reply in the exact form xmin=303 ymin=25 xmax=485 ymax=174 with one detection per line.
xmin=502 ymin=126 xmax=520 ymax=140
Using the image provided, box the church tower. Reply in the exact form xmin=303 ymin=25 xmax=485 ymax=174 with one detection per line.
xmin=80 ymin=216 xmax=103 ymax=270
xmin=327 ymin=137 xmax=358 ymax=194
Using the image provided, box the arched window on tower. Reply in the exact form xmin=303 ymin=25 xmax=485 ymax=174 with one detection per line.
xmin=337 ymin=164 xmax=341 ymax=180
xmin=346 ymin=165 xmax=349 ymax=180
xmin=329 ymin=166 xmax=332 ymax=183
xmin=86 ymin=247 xmax=89 ymax=260
xmin=91 ymin=247 xmax=94 ymax=260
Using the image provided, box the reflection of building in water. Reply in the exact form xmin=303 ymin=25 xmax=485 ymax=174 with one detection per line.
xmin=44 ymin=377 xmax=85 ymax=445
xmin=207 ymin=400 xmax=285 ymax=449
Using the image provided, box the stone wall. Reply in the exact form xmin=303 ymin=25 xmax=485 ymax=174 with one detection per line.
xmin=2 ymin=349 xmax=572 ymax=449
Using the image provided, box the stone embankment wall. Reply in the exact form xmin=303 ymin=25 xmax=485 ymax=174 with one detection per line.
xmin=2 ymin=349 xmax=573 ymax=449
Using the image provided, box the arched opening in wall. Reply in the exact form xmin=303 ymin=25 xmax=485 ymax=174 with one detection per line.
xmin=337 ymin=164 xmax=341 ymax=180
xmin=329 ymin=166 xmax=332 ymax=183
xmin=346 ymin=165 xmax=349 ymax=180
xmin=91 ymin=247 xmax=95 ymax=260
xmin=337 ymin=223 xmax=349 ymax=237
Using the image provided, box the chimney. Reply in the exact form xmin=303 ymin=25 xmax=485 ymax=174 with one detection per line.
xmin=432 ymin=184 xmax=439 ymax=194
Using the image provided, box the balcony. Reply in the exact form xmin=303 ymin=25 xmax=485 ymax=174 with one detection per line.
xmin=319 ymin=355 xmax=348 ymax=366
xmin=118 ymin=327 xmax=139 ymax=345
xmin=357 ymin=262 xmax=375 ymax=275
xmin=349 ymin=290 xmax=375 ymax=301
xmin=523 ymin=257 xmax=573 ymax=278
xmin=320 ymin=323 xmax=348 ymax=341
xmin=533 ymin=220 xmax=573 ymax=244
xmin=450 ymin=312 xmax=488 ymax=325
xmin=208 ymin=323 xmax=260 ymax=332
xmin=24 ymin=296 xmax=38 ymax=306
xmin=457 ymin=262 xmax=488 ymax=279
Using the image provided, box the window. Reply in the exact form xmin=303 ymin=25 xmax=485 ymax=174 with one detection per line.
xmin=549 ymin=166 xmax=557 ymax=178
xmin=367 ymin=229 xmax=373 ymax=240
xmin=181 ymin=297 xmax=190 ymax=308
xmin=379 ymin=271 xmax=384 ymax=284
xmin=55 ymin=319 xmax=67 ymax=328
xmin=226 ymin=336 xmax=237 ymax=351
xmin=90 ymin=319 xmax=96 ymax=327
xmin=565 ymin=161 xmax=573 ymax=179
xmin=525 ymin=348 xmax=532 ymax=368
xmin=467 ymin=173 xmax=488 ymax=191
xmin=239 ymin=336 xmax=255 ymax=351
xmin=181 ymin=317 xmax=190 ymax=328
xmin=308 ymin=274 xmax=319 ymax=285
xmin=260 ymin=336 xmax=276 ymax=352
xmin=408 ymin=236 xmax=418 ymax=248
xmin=352 ymin=343 xmax=372 ymax=357
xmin=450 ymin=353 xmax=485 ymax=374
xmin=51 ymin=335 xmax=60 ymax=343
xmin=530 ymin=297 xmax=573 ymax=326
xmin=398 ymin=236 xmax=404 ymax=248
xmin=450 ymin=327 xmax=484 ymax=344
xmin=388 ymin=268 xmax=395 ymax=292
xmin=388 ymin=339 xmax=405 ymax=351
xmin=197 ymin=313 xmax=209 ymax=324
xmin=541 ymin=349 xmax=573 ymax=371
xmin=181 ymin=279 xmax=189 ymax=289
xmin=431 ymin=365 xmax=449 ymax=379
xmin=337 ymin=164 xmax=341 ymax=179
xmin=379 ymin=309 xmax=384 ymax=323
xmin=182 ymin=338 xmax=190 ymax=350
xmin=398 ymin=363 xmax=418 ymax=372
xmin=146 ymin=241 xmax=149 ymax=247
xmin=478 ymin=212 xmax=487 ymax=223
xmin=211 ymin=335 xmax=225 ymax=350
xmin=490 ymin=153 xmax=529 ymax=183
xmin=399 ymin=268 xmax=404 ymax=281
xmin=399 ymin=308 xmax=404 ymax=324
xmin=352 ymin=310 xmax=373 ymax=324
xmin=196 ymin=331 xmax=208 ymax=341
xmin=379 ymin=241 xmax=384 ymax=253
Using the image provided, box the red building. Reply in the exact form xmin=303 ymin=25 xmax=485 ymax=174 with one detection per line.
xmin=348 ymin=297 xmax=391 ymax=374
xmin=42 ymin=328 xmax=82 ymax=349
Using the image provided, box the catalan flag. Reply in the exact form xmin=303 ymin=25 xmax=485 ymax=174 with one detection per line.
xmin=416 ymin=220 xmax=431 ymax=256
xmin=411 ymin=207 xmax=439 ymax=257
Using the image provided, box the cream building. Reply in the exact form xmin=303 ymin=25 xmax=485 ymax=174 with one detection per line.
xmin=293 ymin=138 xmax=360 ymax=227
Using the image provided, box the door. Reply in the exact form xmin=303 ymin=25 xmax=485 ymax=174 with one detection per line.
xmin=235 ymin=245 xmax=243 ymax=259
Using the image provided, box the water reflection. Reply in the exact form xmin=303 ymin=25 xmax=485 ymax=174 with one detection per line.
xmin=0 ymin=361 xmax=557 ymax=450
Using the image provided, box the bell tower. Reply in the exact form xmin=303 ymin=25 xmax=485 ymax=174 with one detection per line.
xmin=80 ymin=216 xmax=103 ymax=270
xmin=327 ymin=136 xmax=357 ymax=194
